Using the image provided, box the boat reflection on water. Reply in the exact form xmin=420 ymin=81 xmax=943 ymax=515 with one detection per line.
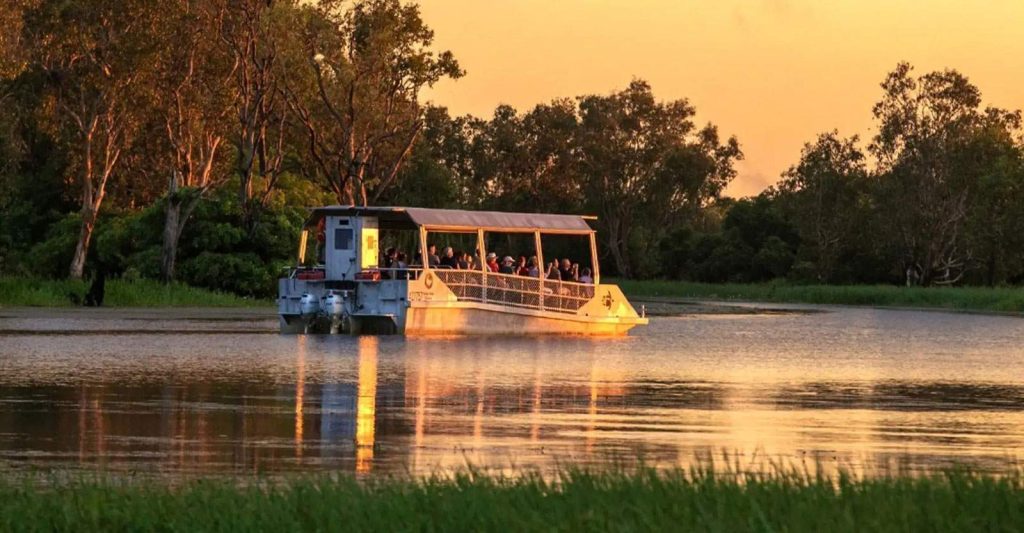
xmin=3 ymin=306 xmax=1024 ymax=477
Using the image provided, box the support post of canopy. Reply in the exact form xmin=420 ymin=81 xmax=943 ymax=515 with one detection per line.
xmin=534 ymin=230 xmax=544 ymax=311
xmin=419 ymin=226 xmax=429 ymax=274
xmin=589 ymin=231 xmax=600 ymax=285
xmin=477 ymin=228 xmax=487 ymax=303
xmin=297 ymin=230 xmax=308 ymax=266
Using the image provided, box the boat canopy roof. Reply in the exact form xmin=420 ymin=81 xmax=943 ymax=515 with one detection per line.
xmin=305 ymin=206 xmax=596 ymax=234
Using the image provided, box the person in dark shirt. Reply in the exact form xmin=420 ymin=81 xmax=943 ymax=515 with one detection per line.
xmin=382 ymin=247 xmax=397 ymax=279
xmin=427 ymin=244 xmax=440 ymax=267
xmin=499 ymin=256 xmax=516 ymax=275
xmin=559 ymin=258 xmax=577 ymax=282
xmin=440 ymin=246 xmax=457 ymax=268
xmin=457 ymin=251 xmax=471 ymax=270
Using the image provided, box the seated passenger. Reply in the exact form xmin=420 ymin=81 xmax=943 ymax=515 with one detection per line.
xmin=516 ymin=256 xmax=529 ymax=276
xmin=526 ymin=256 xmax=540 ymax=277
xmin=382 ymin=247 xmax=397 ymax=279
xmin=440 ymin=246 xmax=457 ymax=268
xmin=578 ymin=267 xmax=594 ymax=284
xmin=499 ymin=256 xmax=516 ymax=275
xmin=546 ymin=259 xmax=560 ymax=280
xmin=559 ymin=259 xmax=577 ymax=282
xmin=485 ymin=252 xmax=500 ymax=273
xmin=427 ymin=244 xmax=441 ymax=267
xmin=395 ymin=252 xmax=409 ymax=279
xmin=457 ymin=251 xmax=471 ymax=270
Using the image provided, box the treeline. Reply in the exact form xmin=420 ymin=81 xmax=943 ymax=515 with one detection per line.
xmin=388 ymin=63 xmax=1024 ymax=287
xmin=1 ymin=0 xmax=1023 ymax=298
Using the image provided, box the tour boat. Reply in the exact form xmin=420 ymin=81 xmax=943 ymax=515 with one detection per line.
xmin=277 ymin=206 xmax=648 ymax=335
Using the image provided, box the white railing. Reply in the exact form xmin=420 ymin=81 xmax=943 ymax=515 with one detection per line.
xmin=433 ymin=270 xmax=594 ymax=314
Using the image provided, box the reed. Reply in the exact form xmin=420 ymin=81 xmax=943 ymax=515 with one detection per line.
xmin=0 ymin=277 xmax=266 ymax=307
xmin=619 ymin=279 xmax=1024 ymax=313
xmin=0 ymin=466 xmax=1021 ymax=532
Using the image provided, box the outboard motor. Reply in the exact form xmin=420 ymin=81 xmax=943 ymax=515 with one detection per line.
xmin=323 ymin=291 xmax=346 ymax=334
xmin=299 ymin=293 xmax=320 ymax=319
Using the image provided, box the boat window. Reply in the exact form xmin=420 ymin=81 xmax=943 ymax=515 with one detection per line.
xmin=334 ymin=228 xmax=354 ymax=250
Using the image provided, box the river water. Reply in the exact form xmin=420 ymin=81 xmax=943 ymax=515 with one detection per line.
xmin=1 ymin=304 xmax=1023 ymax=477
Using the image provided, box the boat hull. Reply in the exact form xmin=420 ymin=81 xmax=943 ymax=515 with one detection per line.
xmin=277 ymin=274 xmax=648 ymax=336
xmin=403 ymin=303 xmax=644 ymax=336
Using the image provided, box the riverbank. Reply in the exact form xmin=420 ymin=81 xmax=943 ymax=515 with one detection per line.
xmin=0 ymin=277 xmax=266 ymax=307
xmin=1 ymin=467 xmax=1020 ymax=531
xmin=4 ymin=276 xmax=1024 ymax=315
xmin=618 ymin=280 xmax=1024 ymax=314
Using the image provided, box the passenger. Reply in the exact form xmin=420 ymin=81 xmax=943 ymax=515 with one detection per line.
xmin=428 ymin=244 xmax=440 ymax=267
xmin=559 ymin=259 xmax=577 ymax=282
xmin=457 ymin=251 xmax=471 ymax=270
xmin=578 ymin=266 xmax=594 ymax=284
xmin=485 ymin=252 xmax=500 ymax=273
xmin=440 ymin=246 xmax=457 ymax=269
xmin=526 ymin=256 xmax=540 ymax=277
xmin=515 ymin=256 xmax=529 ymax=276
xmin=499 ymin=256 xmax=516 ymax=275
xmin=382 ymin=247 xmax=397 ymax=279
xmin=546 ymin=260 xmax=560 ymax=280
xmin=382 ymin=247 xmax=396 ymax=269
xmin=396 ymin=252 xmax=409 ymax=279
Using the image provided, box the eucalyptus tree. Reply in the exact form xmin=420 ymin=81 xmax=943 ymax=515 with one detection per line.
xmin=775 ymin=131 xmax=869 ymax=282
xmin=470 ymin=101 xmax=583 ymax=214
xmin=220 ymin=0 xmax=294 ymax=228
xmin=576 ymin=80 xmax=741 ymax=278
xmin=282 ymin=0 xmax=462 ymax=206
xmin=152 ymin=0 xmax=236 ymax=282
xmin=870 ymin=63 xmax=1023 ymax=285
xmin=18 ymin=0 xmax=159 ymax=279
xmin=960 ymin=113 xmax=1024 ymax=285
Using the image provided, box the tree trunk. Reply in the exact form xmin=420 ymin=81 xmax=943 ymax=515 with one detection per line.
xmin=160 ymin=195 xmax=182 ymax=283
xmin=605 ymin=217 xmax=631 ymax=278
xmin=69 ymin=208 xmax=98 ymax=280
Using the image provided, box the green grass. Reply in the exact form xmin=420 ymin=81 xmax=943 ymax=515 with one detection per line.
xmin=618 ymin=279 xmax=1024 ymax=313
xmin=1 ymin=467 xmax=1022 ymax=532
xmin=0 ymin=277 xmax=268 ymax=307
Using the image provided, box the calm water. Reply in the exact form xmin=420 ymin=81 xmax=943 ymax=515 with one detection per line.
xmin=2 ymin=304 xmax=1024 ymax=477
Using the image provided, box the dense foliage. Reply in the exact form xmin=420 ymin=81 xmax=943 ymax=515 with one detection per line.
xmin=1 ymin=1 xmax=1023 ymax=297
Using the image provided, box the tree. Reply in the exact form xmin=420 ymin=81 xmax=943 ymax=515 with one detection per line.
xmin=152 ymin=0 xmax=235 ymax=282
xmin=576 ymin=80 xmax=741 ymax=278
xmin=961 ymin=117 xmax=1024 ymax=285
xmin=870 ymin=63 xmax=1022 ymax=285
xmin=282 ymin=0 xmax=462 ymax=206
xmin=380 ymin=106 xmax=473 ymax=208
xmin=473 ymin=100 xmax=583 ymax=214
xmin=776 ymin=131 xmax=868 ymax=282
xmin=20 ymin=0 xmax=157 ymax=279
xmin=220 ymin=0 xmax=294 ymax=228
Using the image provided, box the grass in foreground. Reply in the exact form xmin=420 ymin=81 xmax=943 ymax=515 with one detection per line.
xmin=0 ymin=277 xmax=268 ymax=307
xmin=1 ymin=467 xmax=1022 ymax=532
xmin=618 ymin=279 xmax=1024 ymax=313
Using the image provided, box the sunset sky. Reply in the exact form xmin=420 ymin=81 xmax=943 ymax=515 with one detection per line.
xmin=418 ymin=0 xmax=1024 ymax=197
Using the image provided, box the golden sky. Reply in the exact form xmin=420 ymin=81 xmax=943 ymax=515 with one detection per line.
xmin=418 ymin=0 xmax=1024 ymax=197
